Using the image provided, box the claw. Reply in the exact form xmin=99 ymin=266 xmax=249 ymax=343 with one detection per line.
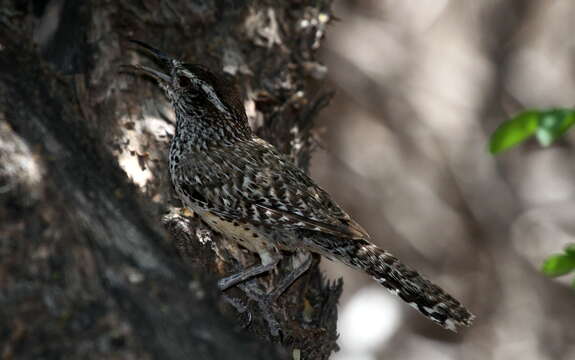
xmin=222 ymin=293 xmax=253 ymax=328
xmin=237 ymin=280 xmax=282 ymax=337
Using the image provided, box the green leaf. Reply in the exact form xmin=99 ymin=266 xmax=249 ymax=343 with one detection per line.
xmin=535 ymin=109 xmax=575 ymax=147
xmin=489 ymin=111 xmax=539 ymax=154
xmin=565 ymin=243 xmax=575 ymax=257
xmin=541 ymin=254 xmax=575 ymax=277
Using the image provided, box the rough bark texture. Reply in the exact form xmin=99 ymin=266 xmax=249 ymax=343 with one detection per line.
xmin=0 ymin=1 xmax=339 ymax=359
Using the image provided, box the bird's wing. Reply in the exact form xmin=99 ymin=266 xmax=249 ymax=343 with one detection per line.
xmin=253 ymin=201 xmax=369 ymax=239
xmin=180 ymin=138 xmax=370 ymax=240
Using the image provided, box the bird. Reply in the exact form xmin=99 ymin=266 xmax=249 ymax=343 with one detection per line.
xmin=124 ymin=40 xmax=474 ymax=332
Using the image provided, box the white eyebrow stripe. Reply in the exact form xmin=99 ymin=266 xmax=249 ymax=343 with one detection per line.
xmin=183 ymin=70 xmax=229 ymax=115
xmin=200 ymin=83 xmax=228 ymax=114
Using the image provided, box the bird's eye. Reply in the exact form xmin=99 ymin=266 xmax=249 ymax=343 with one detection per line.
xmin=177 ymin=76 xmax=191 ymax=88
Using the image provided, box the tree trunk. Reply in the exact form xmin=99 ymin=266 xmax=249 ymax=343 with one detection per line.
xmin=0 ymin=1 xmax=339 ymax=359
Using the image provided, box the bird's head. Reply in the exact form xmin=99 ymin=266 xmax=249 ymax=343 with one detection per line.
xmin=124 ymin=40 xmax=251 ymax=143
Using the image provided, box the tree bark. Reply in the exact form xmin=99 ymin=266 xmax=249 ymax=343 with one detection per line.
xmin=0 ymin=1 xmax=339 ymax=359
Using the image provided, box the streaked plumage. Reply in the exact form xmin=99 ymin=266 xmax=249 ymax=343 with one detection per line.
xmin=125 ymin=40 xmax=474 ymax=331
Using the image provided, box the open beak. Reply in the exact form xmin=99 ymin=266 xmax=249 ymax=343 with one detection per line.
xmin=122 ymin=40 xmax=172 ymax=83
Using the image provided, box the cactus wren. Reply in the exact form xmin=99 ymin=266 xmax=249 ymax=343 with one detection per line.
xmin=125 ymin=40 xmax=474 ymax=331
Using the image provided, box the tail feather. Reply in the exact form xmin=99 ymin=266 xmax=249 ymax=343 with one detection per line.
xmin=305 ymin=235 xmax=474 ymax=331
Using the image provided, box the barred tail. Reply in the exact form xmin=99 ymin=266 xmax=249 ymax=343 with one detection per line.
xmin=306 ymin=236 xmax=474 ymax=331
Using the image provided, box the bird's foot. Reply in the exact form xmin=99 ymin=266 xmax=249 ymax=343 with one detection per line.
xmin=222 ymin=293 xmax=252 ymax=329
xmin=236 ymin=280 xmax=281 ymax=337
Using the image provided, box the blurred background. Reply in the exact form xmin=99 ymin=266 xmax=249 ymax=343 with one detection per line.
xmin=312 ymin=1 xmax=575 ymax=359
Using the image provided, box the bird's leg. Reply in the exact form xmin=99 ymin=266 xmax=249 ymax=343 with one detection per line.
xmin=218 ymin=251 xmax=311 ymax=337
xmin=269 ymin=251 xmax=313 ymax=299
xmin=218 ymin=255 xmax=280 ymax=291
xmin=217 ymin=250 xmax=282 ymax=335
xmin=237 ymin=279 xmax=281 ymax=337
xmin=234 ymin=252 xmax=312 ymax=336
xmin=222 ymin=293 xmax=252 ymax=328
